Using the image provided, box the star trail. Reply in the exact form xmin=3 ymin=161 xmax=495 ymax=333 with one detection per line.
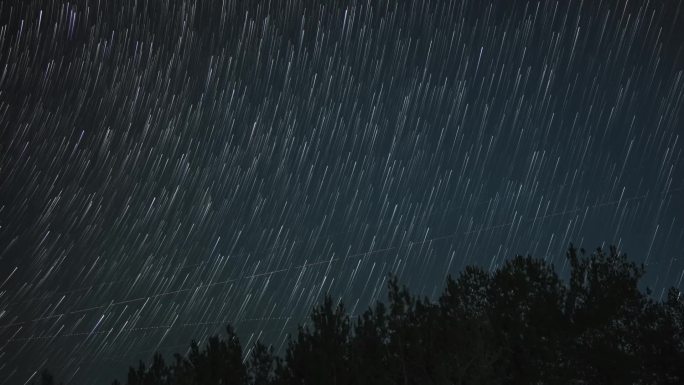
xmin=0 ymin=0 xmax=683 ymax=383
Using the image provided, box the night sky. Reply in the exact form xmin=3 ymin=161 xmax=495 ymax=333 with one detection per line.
xmin=0 ymin=0 xmax=683 ymax=383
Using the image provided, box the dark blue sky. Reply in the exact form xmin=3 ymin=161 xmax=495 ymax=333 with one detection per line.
xmin=0 ymin=0 xmax=682 ymax=383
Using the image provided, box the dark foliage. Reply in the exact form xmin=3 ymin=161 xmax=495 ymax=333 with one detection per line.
xmin=41 ymin=246 xmax=684 ymax=385
xmin=37 ymin=369 xmax=64 ymax=385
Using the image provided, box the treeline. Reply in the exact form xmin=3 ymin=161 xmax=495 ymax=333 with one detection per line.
xmin=43 ymin=246 xmax=684 ymax=384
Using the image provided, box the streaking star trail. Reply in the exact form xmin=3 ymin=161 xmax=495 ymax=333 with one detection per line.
xmin=0 ymin=0 xmax=682 ymax=383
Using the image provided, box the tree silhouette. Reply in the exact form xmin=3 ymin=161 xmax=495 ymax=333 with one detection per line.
xmin=565 ymin=246 xmax=650 ymax=384
xmin=277 ymin=296 xmax=352 ymax=385
xmin=84 ymin=245 xmax=684 ymax=385
xmin=438 ymin=266 xmax=501 ymax=384
xmin=350 ymin=301 xmax=392 ymax=385
xmin=247 ymin=341 xmax=277 ymax=385
xmin=487 ymin=255 xmax=568 ymax=383
xmin=186 ymin=326 xmax=246 ymax=385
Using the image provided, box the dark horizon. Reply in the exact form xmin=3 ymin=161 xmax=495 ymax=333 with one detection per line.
xmin=39 ymin=246 xmax=684 ymax=385
xmin=1 ymin=0 xmax=683 ymax=383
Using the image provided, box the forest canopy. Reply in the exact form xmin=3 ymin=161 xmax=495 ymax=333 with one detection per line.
xmin=40 ymin=246 xmax=684 ymax=385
